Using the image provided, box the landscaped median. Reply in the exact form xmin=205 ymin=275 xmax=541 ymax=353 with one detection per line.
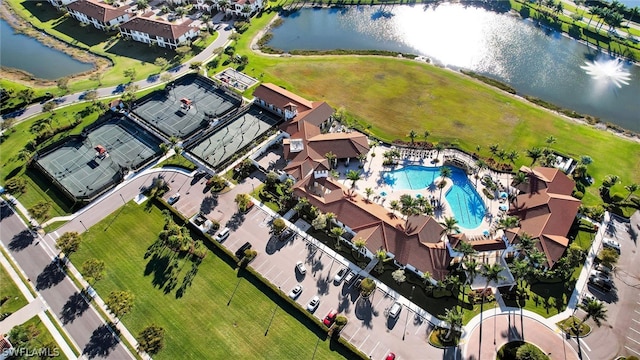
xmin=71 ymin=197 xmax=366 ymax=359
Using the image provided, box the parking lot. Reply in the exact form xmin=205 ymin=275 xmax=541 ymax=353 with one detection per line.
xmin=574 ymin=212 xmax=640 ymax=359
xmin=212 ymin=199 xmax=443 ymax=360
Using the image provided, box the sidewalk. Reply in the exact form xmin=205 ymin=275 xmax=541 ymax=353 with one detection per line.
xmin=0 ymin=297 xmax=46 ymax=334
xmin=0 ymin=251 xmax=78 ymax=359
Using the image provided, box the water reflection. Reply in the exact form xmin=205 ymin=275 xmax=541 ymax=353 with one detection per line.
xmin=268 ymin=4 xmax=640 ymax=131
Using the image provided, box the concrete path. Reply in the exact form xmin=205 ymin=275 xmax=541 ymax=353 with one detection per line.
xmin=0 ymin=297 xmax=46 ymax=334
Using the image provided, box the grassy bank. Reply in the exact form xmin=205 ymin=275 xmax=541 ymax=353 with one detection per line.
xmin=72 ymin=201 xmax=352 ymax=360
xmin=0 ymin=264 xmax=29 ymax=314
xmin=225 ymin=10 xmax=640 ymax=207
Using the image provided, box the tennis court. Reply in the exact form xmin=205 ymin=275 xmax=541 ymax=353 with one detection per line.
xmin=133 ymin=75 xmax=242 ymax=139
xmin=36 ymin=117 xmax=162 ymax=200
xmin=189 ymin=106 xmax=279 ymax=169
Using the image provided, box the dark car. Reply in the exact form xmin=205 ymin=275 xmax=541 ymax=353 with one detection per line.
xmin=235 ymin=242 xmax=252 ymax=258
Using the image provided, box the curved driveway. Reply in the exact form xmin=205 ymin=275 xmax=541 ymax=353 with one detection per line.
xmin=463 ymin=311 xmax=579 ymax=360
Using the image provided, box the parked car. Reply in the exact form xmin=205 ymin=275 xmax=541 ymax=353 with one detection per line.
xmin=323 ymin=309 xmax=338 ymax=326
xmin=354 ymin=277 xmax=363 ymax=290
xmin=385 ymin=353 xmax=396 ymax=360
xmin=288 ymin=284 xmax=303 ymax=300
xmin=167 ymin=193 xmax=180 ymax=205
xmin=334 ymin=267 xmax=349 ymax=284
xmin=602 ymin=238 xmax=621 ymax=252
xmin=280 ymin=228 xmax=294 ymax=241
xmin=590 ymin=269 xmax=612 ymax=283
xmin=296 ymin=261 xmax=307 ymax=275
xmin=214 ymin=227 xmax=230 ymax=243
xmin=589 ymin=276 xmax=612 ymax=292
xmin=595 ymin=264 xmax=612 ymax=274
xmin=388 ymin=301 xmax=402 ymax=319
xmin=306 ymin=296 xmax=320 ymax=312
xmin=235 ymin=242 xmax=252 ymax=258
xmin=581 ymin=293 xmax=598 ymax=305
xmin=344 ymin=271 xmax=356 ymax=285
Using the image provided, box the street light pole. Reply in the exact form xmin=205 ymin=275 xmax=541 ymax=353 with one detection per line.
xmin=119 ymin=193 xmax=126 ymax=204
xmin=79 ymin=220 xmax=88 ymax=232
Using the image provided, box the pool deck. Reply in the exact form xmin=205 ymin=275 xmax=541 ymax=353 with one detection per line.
xmin=333 ymin=144 xmax=514 ymax=237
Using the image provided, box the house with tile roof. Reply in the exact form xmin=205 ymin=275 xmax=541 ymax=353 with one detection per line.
xmin=119 ymin=16 xmax=200 ymax=49
xmin=507 ymin=166 xmax=581 ymax=268
xmin=66 ymin=0 xmax=130 ymax=31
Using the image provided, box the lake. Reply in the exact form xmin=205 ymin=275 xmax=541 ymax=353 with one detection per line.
xmin=268 ymin=4 xmax=640 ymax=132
xmin=0 ymin=18 xmax=93 ymax=80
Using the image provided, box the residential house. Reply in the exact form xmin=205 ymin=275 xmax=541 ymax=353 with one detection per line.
xmin=119 ymin=16 xmax=200 ymax=49
xmin=66 ymin=0 xmax=130 ymax=31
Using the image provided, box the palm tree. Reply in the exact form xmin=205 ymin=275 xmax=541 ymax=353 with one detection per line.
xmin=175 ymin=6 xmax=187 ymax=19
xmin=357 ymin=153 xmax=367 ymax=164
xmin=440 ymin=216 xmax=459 ymax=236
xmin=389 ymin=200 xmax=400 ymax=218
xmin=330 ymin=227 xmax=346 ymax=249
xmin=353 ymin=237 xmax=367 ymax=258
xmin=497 ymin=216 xmax=519 ymax=231
xmin=136 ymin=0 xmax=149 ymax=13
xmin=587 ymin=6 xmax=601 ymax=28
xmin=526 ymin=147 xmax=543 ymax=165
xmin=628 ymin=6 xmax=640 ymax=27
xmin=456 ymin=241 xmax=476 ymax=263
xmin=463 ymin=259 xmax=479 ymax=285
xmin=346 ymin=170 xmax=362 ymax=190
xmin=624 ymin=183 xmax=639 ymax=201
xmin=408 ymin=130 xmax=418 ymax=146
xmin=506 ymin=150 xmax=519 ymax=164
xmin=511 ymin=171 xmax=527 ymax=188
xmin=481 ymin=263 xmax=506 ymax=291
xmin=423 ymin=130 xmax=430 ymax=143
xmin=364 ymin=187 xmax=374 ymax=201
xmin=489 ymin=144 xmax=500 ymax=157
xmin=434 ymin=143 xmax=445 ymax=159
xmin=325 ymin=151 xmax=337 ymax=169
xmin=510 ymin=258 xmax=530 ymax=288
xmin=574 ymin=298 xmax=607 ymax=339
xmin=438 ymin=308 xmax=463 ymax=341
xmin=517 ymin=232 xmax=536 ymax=254
xmin=545 ymin=135 xmax=556 ymax=150
xmin=439 ymin=166 xmax=452 ymax=201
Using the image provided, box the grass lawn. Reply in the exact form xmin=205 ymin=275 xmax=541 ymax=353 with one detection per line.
xmin=556 ymin=316 xmax=590 ymax=337
xmin=228 ymin=10 xmax=640 ymax=208
xmin=155 ymin=153 xmax=197 ymax=171
xmin=72 ymin=201 xmax=355 ymax=360
xmin=0 ymin=264 xmax=28 ymax=314
xmin=11 ymin=316 xmax=69 ymax=360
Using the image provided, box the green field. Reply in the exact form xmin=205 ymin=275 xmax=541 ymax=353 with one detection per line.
xmin=0 ymin=264 xmax=28 ymax=314
xmin=72 ymin=201 xmax=355 ymax=360
xmin=225 ymin=10 xmax=640 ymax=207
xmin=9 ymin=316 xmax=68 ymax=360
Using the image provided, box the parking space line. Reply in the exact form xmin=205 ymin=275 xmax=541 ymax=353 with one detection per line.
xmin=414 ymin=322 xmax=424 ymax=335
xmin=271 ymin=270 xmax=283 ymax=284
xmin=628 ymin=337 xmax=640 ymax=346
xmin=626 ymin=346 xmax=640 ymax=356
xmin=633 ymin=319 xmax=640 ymax=325
xmin=631 ymin=328 xmax=640 ymax=335
xmin=358 ymin=335 xmax=370 ymax=350
xmin=368 ymin=342 xmax=380 ymax=357
xmin=348 ymin=327 xmax=361 ymax=342
xmin=635 ymin=310 xmax=640 ymax=316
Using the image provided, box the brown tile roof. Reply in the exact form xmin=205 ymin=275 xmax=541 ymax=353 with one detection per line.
xmin=120 ymin=16 xmax=196 ymax=40
xmin=293 ymin=176 xmax=452 ymax=280
xmin=510 ymin=166 xmax=580 ymax=267
xmin=67 ymin=0 xmax=129 ymax=22
xmin=254 ymin=83 xmax=314 ymax=111
xmin=307 ymin=132 xmax=370 ymax=160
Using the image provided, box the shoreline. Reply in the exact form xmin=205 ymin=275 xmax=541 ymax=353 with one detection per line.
xmin=250 ymin=12 xmax=639 ymax=144
xmin=0 ymin=2 xmax=108 ymax=85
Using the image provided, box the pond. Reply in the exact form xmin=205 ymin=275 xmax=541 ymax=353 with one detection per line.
xmin=0 ymin=18 xmax=93 ymax=80
xmin=267 ymin=4 xmax=640 ymax=132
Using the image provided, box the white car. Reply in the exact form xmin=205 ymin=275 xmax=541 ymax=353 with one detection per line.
xmin=581 ymin=293 xmax=598 ymax=305
xmin=602 ymin=238 xmax=620 ymax=252
xmin=344 ymin=271 xmax=356 ymax=284
xmin=306 ymin=296 xmax=320 ymax=312
xmin=334 ymin=267 xmax=349 ymax=284
xmin=167 ymin=193 xmax=180 ymax=205
xmin=296 ymin=261 xmax=307 ymax=275
xmin=288 ymin=284 xmax=303 ymax=300
xmin=590 ymin=270 xmax=612 ymax=283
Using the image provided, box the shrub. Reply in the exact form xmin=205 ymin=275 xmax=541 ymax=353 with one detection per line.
xmin=28 ymin=201 xmax=51 ymax=221
xmin=5 ymin=177 xmax=27 ymax=194
xmin=573 ymin=190 xmax=584 ymax=199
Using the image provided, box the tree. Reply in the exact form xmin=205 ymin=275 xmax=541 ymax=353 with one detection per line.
xmin=5 ymin=177 xmax=27 ymax=194
xmin=234 ymin=193 xmax=251 ymax=212
xmin=175 ymin=6 xmax=187 ymax=19
xmin=438 ymin=307 xmax=463 ymax=341
xmin=324 ymin=151 xmax=337 ymax=169
xmin=440 ymin=216 xmax=459 ymax=236
xmin=510 ymin=258 xmax=531 ymax=288
xmin=346 ymin=170 xmax=361 ymax=189
xmin=359 ymin=278 xmax=376 ymax=298
xmin=389 ymin=200 xmax=400 ymax=217
xmin=481 ymin=263 xmax=506 ymax=291
xmin=308 ymin=213 xmax=326 ymax=231
xmin=137 ymin=325 xmax=165 ymax=355
xmin=438 ymin=166 xmax=452 ymax=200
xmin=364 ymin=187 xmax=374 ymax=201
xmin=57 ymin=77 xmax=69 ymax=92
xmin=599 ymin=248 xmax=619 ymax=268
xmin=105 ymin=290 xmax=135 ymax=319
xmin=175 ymin=45 xmax=191 ymax=57
xmin=456 ymin=241 xmax=476 ymax=262
xmin=408 ymin=130 xmax=417 ymax=145
xmin=124 ymin=68 xmax=137 ymax=81
xmin=82 ymin=258 xmax=105 ymax=284
xmin=627 ymin=6 xmax=640 ymax=27
xmin=624 ymin=183 xmax=638 ymax=200
xmin=330 ymin=227 xmax=345 ymax=249
xmin=512 ymin=171 xmax=527 ymax=188
xmin=1 ymin=117 xmax=16 ymax=131
xmin=353 ymin=237 xmax=367 ymax=258
xmin=506 ymin=150 xmax=519 ymax=164
xmin=574 ymin=298 xmax=607 ymax=337
xmin=497 ymin=216 xmax=519 ymax=231
xmin=160 ymin=73 xmax=173 ymax=83
xmin=271 ymin=218 xmax=286 ymax=236
xmin=423 ymin=130 xmax=430 ymax=143
xmin=17 ymin=88 xmax=35 ymax=104
xmin=434 ymin=142 xmax=445 ymax=159
xmin=136 ymin=0 xmax=149 ymax=12
xmin=154 ymin=57 xmax=169 ymax=68
xmin=83 ymin=90 xmax=98 ymax=101
xmin=515 ymin=343 xmax=547 ymax=360
xmin=42 ymin=101 xmax=57 ymax=112
xmin=56 ymin=231 xmax=82 ymax=256
xmin=391 ymin=269 xmax=406 ymax=283
xmin=463 ymin=259 xmax=479 ymax=285
xmin=526 ymin=147 xmax=543 ymax=165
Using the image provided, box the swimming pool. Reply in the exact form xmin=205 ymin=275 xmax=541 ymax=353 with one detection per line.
xmin=383 ymin=165 xmax=485 ymax=229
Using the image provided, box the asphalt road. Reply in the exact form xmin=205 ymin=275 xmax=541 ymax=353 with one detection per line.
xmin=0 ymin=204 xmax=133 ymax=359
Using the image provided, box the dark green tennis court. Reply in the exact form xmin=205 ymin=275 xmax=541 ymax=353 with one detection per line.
xmin=35 ymin=116 xmax=162 ymax=200
xmin=189 ymin=106 xmax=280 ymax=170
xmin=133 ymin=75 xmax=242 ymax=139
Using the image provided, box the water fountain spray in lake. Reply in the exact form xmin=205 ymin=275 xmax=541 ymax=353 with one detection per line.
xmin=580 ymin=60 xmax=632 ymax=88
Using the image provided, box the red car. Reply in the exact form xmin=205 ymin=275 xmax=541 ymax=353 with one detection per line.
xmin=323 ymin=309 xmax=338 ymax=326
xmin=385 ymin=352 xmax=396 ymax=360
